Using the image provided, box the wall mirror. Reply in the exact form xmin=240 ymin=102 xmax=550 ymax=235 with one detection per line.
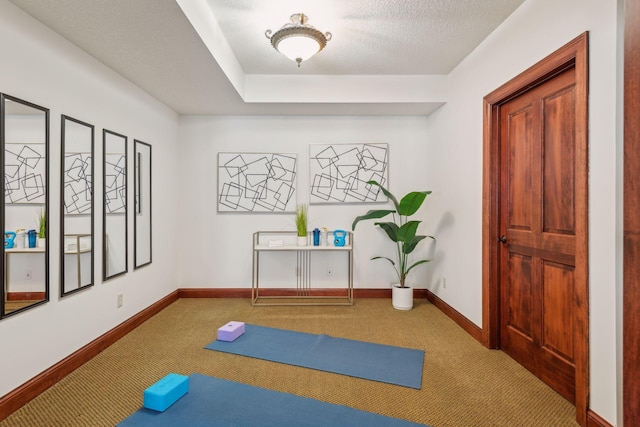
xmin=1 ymin=94 xmax=49 ymax=318
xmin=61 ymin=116 xmax=94 ymax=296
xmin=103 ymin=129 xmax=127 ymax=280
xmin=134 ymin=140 xmax=152 ymax=269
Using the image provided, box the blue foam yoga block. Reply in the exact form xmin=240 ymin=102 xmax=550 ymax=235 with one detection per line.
xmin=143 ymin=373 xmax=189 ymax=412
xmin=217 ymin=321 xmax=245 ymax=342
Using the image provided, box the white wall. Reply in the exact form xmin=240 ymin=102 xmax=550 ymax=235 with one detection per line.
xmin=177 ymin=116 xmax=433 ymax=290
xmin=0 ymin=0 xmax=180 ymax=397
xmin=425 ymin=0 xmax=619 ymax=424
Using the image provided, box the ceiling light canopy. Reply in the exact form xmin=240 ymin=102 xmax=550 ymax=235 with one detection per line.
xmin=265 ymin=13 xmax=332 ymax=67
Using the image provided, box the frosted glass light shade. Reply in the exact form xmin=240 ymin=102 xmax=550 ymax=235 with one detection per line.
xmin=276 ymin=36 xmax=321 ymax=63
xmin=266 ymin=14 xmax=331 ymax=67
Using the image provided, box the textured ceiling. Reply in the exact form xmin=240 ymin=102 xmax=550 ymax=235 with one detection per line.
xmin=208 ymin=0 xmax=524 ymax=75
xmin=6 ymin=0 xmax=525 ymax=115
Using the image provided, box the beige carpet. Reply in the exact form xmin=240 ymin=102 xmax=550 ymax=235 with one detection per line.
xmin=0 ymin=298 xmax=578 ymax=426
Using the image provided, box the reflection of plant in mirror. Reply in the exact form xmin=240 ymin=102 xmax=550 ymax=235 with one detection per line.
xmin=38 ymin=207 xmax=46 ymax=238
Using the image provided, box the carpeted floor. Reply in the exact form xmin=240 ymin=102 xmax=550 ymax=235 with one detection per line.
xmin=0 ymin=298 xmax=579 ymax=427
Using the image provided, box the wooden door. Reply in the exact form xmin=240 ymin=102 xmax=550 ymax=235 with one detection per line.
xmin=498 ymin=67 xmax=577 ymax=403
xmin=483 ymin=33 xmax=588 ymax=424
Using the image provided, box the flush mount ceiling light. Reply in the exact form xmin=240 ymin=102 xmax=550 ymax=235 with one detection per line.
xmin=265 ymin=13 xmax=332 ymax=67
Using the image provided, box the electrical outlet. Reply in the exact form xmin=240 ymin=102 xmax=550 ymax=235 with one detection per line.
xmin=25 ymin=270 xmax=32 ymax=280
xmin=442 ymin=277 xmax=447 ymax=288
xmin=117 ymin=293 xmax=123 ymax=308
xmin=327 ymin=267 xmax=332 ymax=276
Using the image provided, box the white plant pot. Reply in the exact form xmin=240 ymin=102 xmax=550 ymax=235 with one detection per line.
xmin=37 ymin=237 xmax=46 ymax=249
xmin=392 ymin=285 xmax=414 ymax=310
xmin=297 ymin=236 xmax=307 ymax=246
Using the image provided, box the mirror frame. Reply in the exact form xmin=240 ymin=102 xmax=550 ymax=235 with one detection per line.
xmin=134 ymin=140 xmax=152 ymax=269
xmin=0 ymin=94 xmax=50 ymax=319
xmin=60 ymin=115 xmax=94 ymax=297
xmin=102 ymin=129 xmax=128 ymax=281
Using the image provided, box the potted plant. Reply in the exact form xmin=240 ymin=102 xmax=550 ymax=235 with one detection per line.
xmin=352 ymin=180 xmax=434 ymax=310
xmin=295 ymin=204 xmax=308 ymax=246
xmin=37 ymin=207 xmax=46 ymax=248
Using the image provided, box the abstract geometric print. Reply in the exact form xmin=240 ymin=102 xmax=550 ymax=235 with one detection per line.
xmin=310 ymin=143 xmax=389 ymax=204
xmin=218 ymin=152 xmax=297 ymax=212
xmin=64 ymin=152 xmax=92 ymax=214
xmin=104 ymin=153 xmax=126 ymax=213
xmin=4 ymin=143 xmax=46 ymax=204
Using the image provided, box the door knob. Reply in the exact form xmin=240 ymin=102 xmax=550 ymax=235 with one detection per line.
xmin=497 ymin=235 xmax=507 ymax=244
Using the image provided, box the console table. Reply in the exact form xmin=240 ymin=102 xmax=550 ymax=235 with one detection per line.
xmin=252 ymin=231 xmax=354 ymax=306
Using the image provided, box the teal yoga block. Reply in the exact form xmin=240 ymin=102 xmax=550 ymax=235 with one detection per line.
xmin=143 ymin=373 xmax=189 ymax=412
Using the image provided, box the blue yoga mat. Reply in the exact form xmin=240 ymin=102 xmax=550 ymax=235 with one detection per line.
xmin=205 ymin=324 xmax=424 ymax=389
xmin=119 ymin=373 xmax=429 ymax=427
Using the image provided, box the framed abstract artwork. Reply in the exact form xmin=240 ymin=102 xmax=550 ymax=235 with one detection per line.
xmin=104 ymin=152 xmax=126 ymax=214
xmin=218 ymin=152 xmax=297 ymax=213
xmin=63 ymin=152 xmax=92 ymax=214
xmin=4 ymin=142 xmax=46 ymax=204
xmin=309 ymin=143 xmax=389 ymax=204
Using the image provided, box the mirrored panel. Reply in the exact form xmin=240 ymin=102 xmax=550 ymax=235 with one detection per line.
xmin=103 ymin=129 xmax=127 ymax=280
xmin=134 ymin=140 xmax=151 ymax=269
xmin=61 ymin=116 xmax=94 ymax=296
xmin=1 ymin=94 xmax=49 ymax=318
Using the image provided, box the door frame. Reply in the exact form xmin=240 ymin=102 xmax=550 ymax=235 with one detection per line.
xmin=624 ymin=0 xmax=640 ymax=423
xmin=481 ymin=33 xmax=589 ymax=425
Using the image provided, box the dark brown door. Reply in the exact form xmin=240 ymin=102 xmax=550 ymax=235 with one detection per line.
xmin=498 ymin=66 xmax=577 ymax=403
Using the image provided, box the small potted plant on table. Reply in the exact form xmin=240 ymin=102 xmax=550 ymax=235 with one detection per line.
xmin=296 ymin=204 xmax=308 ymax=246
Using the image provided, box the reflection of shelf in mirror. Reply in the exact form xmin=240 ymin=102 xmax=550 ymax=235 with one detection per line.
xmin=5 ymin=247 xmax=45 ymax=253
xmin=64 ymin=247 xmax=91 ymax=254
xmin=64 ymin=234 xmax=91 ymax=254
xmin=63 ymin=234 xmax=92 ymax=292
